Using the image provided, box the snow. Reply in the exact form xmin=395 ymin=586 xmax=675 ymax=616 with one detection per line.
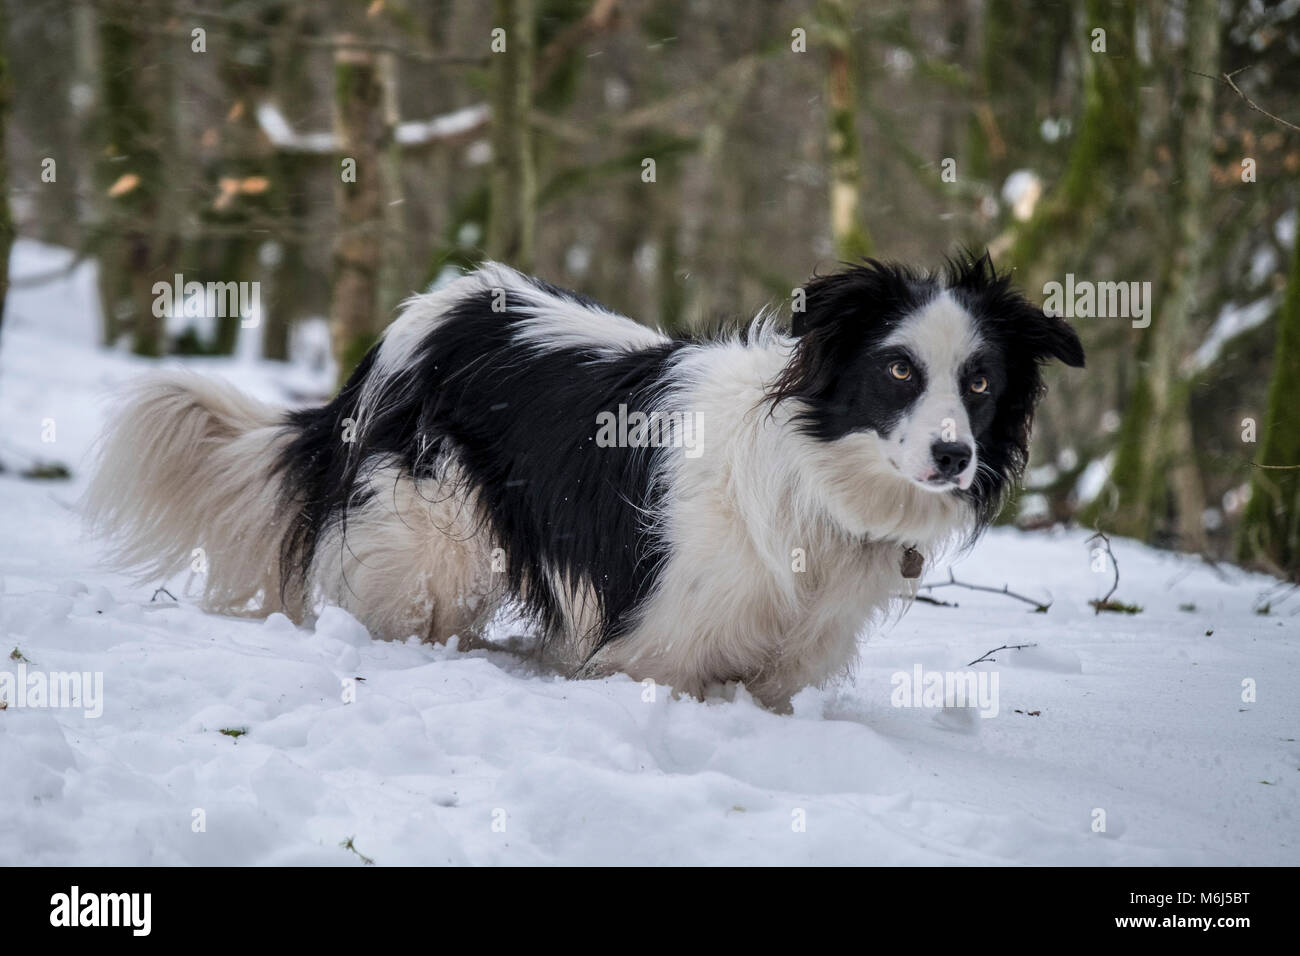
xmin=255 ymin=102 xmax=338 ymax=155
xmin=395 ymin=104 xmax=490 ymax=146
xmin=256 ymin=100 xmax=489 ymax=154
xmin=2 ymin=240 xmax=1298 ymax=866
xmin=1191 ymin=296 xmax=1277 ymax=371
xmin=1000 ymin=170 xmax=1042 ymax=222
xmin=1075 ymin=452 xmax=1114 ymax=505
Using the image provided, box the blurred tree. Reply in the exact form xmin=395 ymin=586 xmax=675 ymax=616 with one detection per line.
xmin=1008 ymin=0 xmax=1139 ymax=286
xmin=263 ymin=1 xmax=316 ymax=362
xmin=1237 ymin=186 xmax=1300 ymax=577
xmin=330 ymin=41 xmax=391 ymax=383
xmin=1101 ymin=0 xmax=1218 ymax=551
xmin=820 ymin=0 xmax=872 ymax=260
xmin=95 ymin=0 xmax=178 ymax=356
xmin=487 ymin=0 xmax=537 ymax=270
xmin=968 ymin=0 xmax=1072 ymax=187
xmin=0 ymin=0 xmax=12 ymax=332
xmin=198 ymin=3 xmax=280 ymax=356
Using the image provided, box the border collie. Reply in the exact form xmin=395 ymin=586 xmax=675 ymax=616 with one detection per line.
xmin=86 ymin=253 xmax=1083 ymax=710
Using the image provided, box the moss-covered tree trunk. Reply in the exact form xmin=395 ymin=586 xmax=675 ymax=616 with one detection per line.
xmin=330 ymin=45 xmax=391 ymax=384
xmin=655 ymin=190 xmax=684 ymax=333
xmin=487 ymin=0 xmax=537 ymax=270
xmin=377 ymin=53 xmax=409 ymax=322
xmin=0 ymin=1 xmax=13 ymax=335
xmin=820 ymin=0 xmax=871 ymax=261
xmin=265 ymin=150 xmax=312 ymax=362
xmin=1102 ymin=0 xmax=1217 ymax=550
xmin=96 ymin=0 xmax=173 ymax=356
xmin=263 ymin=8 xmax=318 ymax=362
xmin=1237 ymin=187 xmax=1300 ymax=577
xmin=199 ymin=10 xmax=278 ymax=356
xmin=968 ymin=0 xmax=1072 ymax=186
xmin=1008 ymin=0 xmax=1138 ymax=286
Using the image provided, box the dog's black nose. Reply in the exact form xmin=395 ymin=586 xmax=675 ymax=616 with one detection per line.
xmin=930 ymin=441 xmax=972 ymax=480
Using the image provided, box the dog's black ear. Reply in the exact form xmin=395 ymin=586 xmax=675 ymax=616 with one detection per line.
xmin=1033 ymin=310 xmax=1086 ymax=368
xmin=1011 ymin=302 xmax=1085 ymax=368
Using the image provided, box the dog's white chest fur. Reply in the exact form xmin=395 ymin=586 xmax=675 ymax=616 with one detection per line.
xmin=581 ymin=339 xmax=969 ymax=708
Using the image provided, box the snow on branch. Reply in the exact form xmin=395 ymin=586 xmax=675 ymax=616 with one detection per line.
xmin=256 ymin=102 xmax=489 ymax=155
xmin=395 ymin=104 xmax=491 ymax=147
xmin=256 ymin=102 xmax=338 ymax=155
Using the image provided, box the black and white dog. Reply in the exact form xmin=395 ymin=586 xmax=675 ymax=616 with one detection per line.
xmin=86 ymin=253 xmax=1083 ymax=709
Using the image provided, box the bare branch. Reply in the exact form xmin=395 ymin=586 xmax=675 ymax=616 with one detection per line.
xmin=1086 ymin=532 xmax=1142 ymax=614
xmin=1223 ymin=67 xmax=1300 ymax=133
xmin=967 ymin=643 xmax=1037 ymax=667
xmin=1187 ymin=66 xmax=1300 ymax=133
xmin=1087 ymin=531 xmax=1120 ymax=608
xmin=918 ymin=569 xmax=1052 ymax=613
xmin=913 ymin=594 xmax=958 ymax=608
xmin=535 ymin=0 xmax=621 ymax=92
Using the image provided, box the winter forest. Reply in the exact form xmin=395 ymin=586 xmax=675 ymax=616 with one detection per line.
xmin=0 ymin=0 xmax=1298 ymax=869
xmin=3 ymin=0 xmax=1299 ymax=570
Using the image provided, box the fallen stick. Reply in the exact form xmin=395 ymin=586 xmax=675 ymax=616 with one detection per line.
xmin=919 ymin=569 xmax=1051 ymax=613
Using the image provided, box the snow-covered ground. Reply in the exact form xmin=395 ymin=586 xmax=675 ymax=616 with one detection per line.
xmin=1 ymin=239 xmax=1297 ymax=866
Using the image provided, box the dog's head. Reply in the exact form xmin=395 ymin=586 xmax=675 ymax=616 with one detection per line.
xmin=770 ymin=252 xmax=1084 ymax=535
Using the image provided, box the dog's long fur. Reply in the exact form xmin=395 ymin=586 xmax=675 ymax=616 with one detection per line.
xmin=85 ymin=254 xmax=1083 ymax=709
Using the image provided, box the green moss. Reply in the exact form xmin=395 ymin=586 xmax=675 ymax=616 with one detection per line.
xmin=1008 ymin=0 xmax=1138 ymax=272
xmin=1083 ymin=359 xmax=1155 ymax=535
xmin=835 ymin=225 xmax=872 ymax=262
xmin=1237 ymin=193 xmax=1300 ymax=575
xmin=338 ymin=331 xmax=381 ymax=390
xmin=334 ymin=61 xmax=358 ymax=110
xmin=21 ymin=462 xmax=72 ymax=481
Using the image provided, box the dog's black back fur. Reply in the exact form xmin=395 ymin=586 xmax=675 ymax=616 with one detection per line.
xmin=276 ymin=280 xmax=687 ymax=648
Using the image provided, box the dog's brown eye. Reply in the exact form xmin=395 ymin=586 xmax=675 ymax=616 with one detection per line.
xmin=969 ymin=376 xmax=989 ymax=394
xmin=889 ymin=362 xmax=912 ymax=381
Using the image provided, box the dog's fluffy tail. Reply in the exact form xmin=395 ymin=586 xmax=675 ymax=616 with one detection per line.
xmin=83 ymin=371 xmax=300 ymax=617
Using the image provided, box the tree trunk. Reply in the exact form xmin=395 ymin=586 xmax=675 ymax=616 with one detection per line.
xmin=95 ymin=0 xmax=175 ymax=356
xmin=1103 ymin=0 xmax=1216 ymax=551
xmin=821 ymin=0 xmax=872 ymax=261
xmin=1236 ymin=188 xmax=1300 ymax=577
xmin=71 ymin=0 xmax=107 ymax=342
xmin=0 ymin=1 xmax=13 ymax=334
xmin=378 ymin=52 xmax=409 ymax=322
xmin=263 ymin=6 xmax=317 ymax=362
xmin=198 ymin=9 xmax=279 ymax=357
xmin=968 ymin=0 xmax=1071 ymax=186
xmin=265 ymin=150 xmax=313 ymax=362
xmin=1008 ymin=0 xmax=1138 ymax=286
xmin=487 ymin=0 xmax=536 ymax=270
xmin=330 ymin=45 xmax=391 ymax=384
